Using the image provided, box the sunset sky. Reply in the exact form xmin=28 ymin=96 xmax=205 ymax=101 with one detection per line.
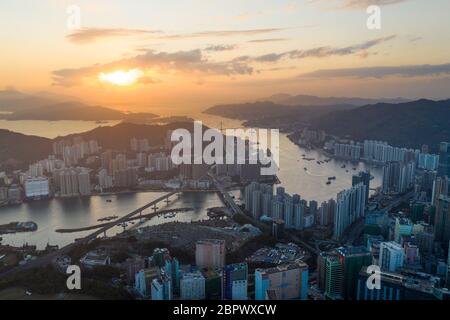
xmin=1 ymin=0 xmax=450 ymax=114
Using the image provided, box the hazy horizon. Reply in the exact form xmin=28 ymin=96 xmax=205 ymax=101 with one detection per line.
xmin=2 ymin=0 xmax=450 ymax=114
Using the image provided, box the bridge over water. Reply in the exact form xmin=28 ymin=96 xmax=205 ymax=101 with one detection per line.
xmin=0 ymin=191 xmax=179 ymax=279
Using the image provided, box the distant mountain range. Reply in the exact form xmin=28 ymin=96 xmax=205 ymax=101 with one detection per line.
xmin=0 ymin=121 xmax=195 ymax=170
xmin=312 ymin=99 xmax=450 ymax=149
xmin=0 ymin=90 xmax=158 ymax=121
xmin=204 ymin=96 xmax=450 ymax=150
xmin=203 ymin=101 xmax=358 ymax=128
xmin=258 ymin=93 xmax=410 ymax=106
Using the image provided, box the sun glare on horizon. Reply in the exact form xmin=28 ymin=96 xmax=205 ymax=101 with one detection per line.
xmin=98 ymin=68 xmax=143 ymax=86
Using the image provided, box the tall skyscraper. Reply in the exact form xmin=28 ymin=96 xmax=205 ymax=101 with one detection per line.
xmin=438 ymin=142 xmax=450 ymax=177
xmin=432 ymin=176 xmax=449 ymax=206
xmin=352 ymin=171 xmax=371 ymax=205
xmin=223 ymin=263 xmax=248 ymax=300
xmin=135 ymin=267 xmax=160 ymax=298
xmin=333 ymin=183 xmax=367 ymax=240
xmin=325 ymin=255 xmax=344 ymax=300
xmin=294 ymin=202 xmax=305 ymax=230
xmin=379 ymin=241 xmax=405 ymax=272
xmin=382 ymin=161 xmax=415 ymax=194
xmin=164 ymin=257 xmax=180 ymax=295
xmin=434 ymin=195 xmax=450 ymax=251
xmin=180 ymin=271 xmax=205 ymax=300
xmin=151 ymin=272 xmax=172 ymax=300
xmin=336 ymin=246 xmax=372 ymax=299
xmin=271 ymin=198 xmax=284 ymax=221
xmin=283 ymin=194 xmax=294 ymax=229
xmin=251 ymin=190 xmax=262 ymax=219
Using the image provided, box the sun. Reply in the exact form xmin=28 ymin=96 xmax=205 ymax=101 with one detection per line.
xmin=98 ymin=68 xmax=143 ymax=86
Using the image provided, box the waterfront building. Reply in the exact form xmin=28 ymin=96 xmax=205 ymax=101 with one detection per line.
xmin=24 ymin=177 xmax=49 ymax=199
xmin=334 ymin=143 xmax=362 ymax=160
xmin=363 ymin=140 xmax=417 ymax=164
xmin=54 ymin=167 xmax=91 ymax=197
xmin=77 ymin=168 xmax=91 ymax=196
xmin=352 ymin=171 xmax=371 ymax=205
xmin=382 ymin=161 xmax=415 ymax=194
xmin=113 ymin=168 xmax=137 ymax=188
xmin=7 ymin=185 xmax=21 ymax=203
xmin=98 ymin=168 xmax=113 ymax=190
xmin=418 ymin=153 xmax=440 ymax=171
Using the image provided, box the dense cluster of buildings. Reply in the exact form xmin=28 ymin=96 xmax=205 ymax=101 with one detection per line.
xmin=243 ymin=182 xmax=336 ymax=231
xmin=243 ymin=175 xmax=370 ymax=242
xmin=0 ymin=135 xmax=191 ymax=205
xmin=122 ymin=239 xmax=308 ymax=301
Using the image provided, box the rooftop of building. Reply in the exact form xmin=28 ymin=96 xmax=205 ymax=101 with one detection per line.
xmin=201 ymin=268 xmax=223 ymax=279
xmin=336 ymin=246 xmax=370 ymax=257
xmin=196 ymin=239 xmax=225 ymax=245
xmin=360 ymin=266 xmax=441 ymax=294
xmin=181 ymin=271 xmax=205 ymax=280
xmin=255 ymin=260 xmax=308 ymax=276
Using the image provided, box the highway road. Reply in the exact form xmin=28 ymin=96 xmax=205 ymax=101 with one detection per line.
xmin=0 ymin=191 xmax=178 ymax=280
